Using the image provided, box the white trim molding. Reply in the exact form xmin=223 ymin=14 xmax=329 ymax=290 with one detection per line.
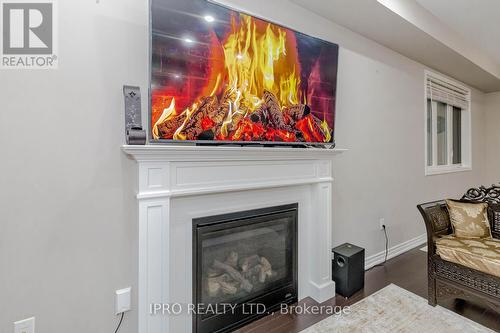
xmin=122 ymin=145 xmax=345 ymax=333
xmin=365 ymin=233 xmax=427 ymax=270
xmin=425 ymin=164 xmax=472 ymax=176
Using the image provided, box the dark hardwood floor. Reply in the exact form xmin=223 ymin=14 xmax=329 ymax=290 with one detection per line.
xmin=236 ymin=246 xmax=500 ymax=333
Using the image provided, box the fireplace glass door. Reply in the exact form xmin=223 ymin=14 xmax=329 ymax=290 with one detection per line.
xmin=193 ymin=204 xmax=298 ymax=333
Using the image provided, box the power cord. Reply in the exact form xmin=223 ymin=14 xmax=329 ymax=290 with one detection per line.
xmin=366 ymin=225 xmax=388 ymax=271
xmin=114 ymin=312 xmax=124 ymax=333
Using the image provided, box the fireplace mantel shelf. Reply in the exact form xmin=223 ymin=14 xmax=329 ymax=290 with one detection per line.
xmin=122 ymin=144 xmax=346 ymax=162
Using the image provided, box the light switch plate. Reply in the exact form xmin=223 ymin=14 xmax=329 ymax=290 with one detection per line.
xmin=14 ymin=317 xmax=35 ymax=333
xmin=115 ymin=287 xmax=131 ymax=315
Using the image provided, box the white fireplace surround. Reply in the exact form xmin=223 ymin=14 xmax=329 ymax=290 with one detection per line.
xmin=122 ymin=145 xmax=345 ymax=333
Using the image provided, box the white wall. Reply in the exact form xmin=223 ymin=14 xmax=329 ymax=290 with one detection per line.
xmin=0 ymin=1 xmax=148 ymax=332
xmin=0 ymin=0 xmax=492 ymax=332
xmin=484 ymin=92 xmax=500 ymax=184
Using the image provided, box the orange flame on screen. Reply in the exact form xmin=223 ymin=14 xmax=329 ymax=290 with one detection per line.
xmin=223 ymin=15 xmax=301 ymax=107
xmin=152 ymin=14 xmax=331 ymax=142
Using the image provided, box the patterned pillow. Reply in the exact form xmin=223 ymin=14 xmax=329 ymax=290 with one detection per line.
xmin=487 ymin=203 xmax=500 ymax=237
xmin=446 ymin=199 xmax=492 ymax=238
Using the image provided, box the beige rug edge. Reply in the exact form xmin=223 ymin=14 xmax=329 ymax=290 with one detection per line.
xmin=300 ymin=284 xmax=495 ymax=333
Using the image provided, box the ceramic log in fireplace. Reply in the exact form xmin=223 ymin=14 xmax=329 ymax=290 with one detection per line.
xmin=193 ymin=204 xmax=298 ymax=333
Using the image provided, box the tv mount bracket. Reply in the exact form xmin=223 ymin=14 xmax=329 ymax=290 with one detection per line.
xmin=123 ymin=85 xmax=146 ymax=145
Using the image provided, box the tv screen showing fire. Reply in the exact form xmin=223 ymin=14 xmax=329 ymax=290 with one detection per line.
xmin=150 ymin=0 xmax=339 ymax=145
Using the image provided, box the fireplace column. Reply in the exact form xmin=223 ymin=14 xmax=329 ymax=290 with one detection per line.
xmin=308 ymin=182 xmax=335 ymax=302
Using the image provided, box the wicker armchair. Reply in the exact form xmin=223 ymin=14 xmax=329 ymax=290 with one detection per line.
xmin=417 ymin=185 xmax=500 ymax=311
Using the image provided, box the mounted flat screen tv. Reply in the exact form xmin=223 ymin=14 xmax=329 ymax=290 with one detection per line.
xmin=150 ymin=0 xmax=339 ymax=146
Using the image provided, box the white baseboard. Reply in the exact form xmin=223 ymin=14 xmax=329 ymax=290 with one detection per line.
xmin=364 ymin=233 xmax=427 ymax=270
xmin=308 ymin=280 xmax=336 ymax=304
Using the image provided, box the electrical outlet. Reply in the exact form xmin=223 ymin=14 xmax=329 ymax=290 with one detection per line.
xmin=379 ymin=218 xmax=386 ymax=230
xmin=115 ymin=287 xmax=132 ymax=315
xmin=14 ymin=317 xmax=35 ymax=333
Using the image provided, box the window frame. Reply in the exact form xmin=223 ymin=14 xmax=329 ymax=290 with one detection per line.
xmin=424 ymin=70 xmax=472 ymax=176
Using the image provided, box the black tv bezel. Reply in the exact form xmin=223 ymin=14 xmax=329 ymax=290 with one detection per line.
xmin=148 ymin=0 xmax=339 ymax=147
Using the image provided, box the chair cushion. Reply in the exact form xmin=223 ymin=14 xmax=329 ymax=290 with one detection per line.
xmin=435 ymin=235 xmax=500 ymax=277
xmin=446 ymin=199 xmax=492 ymax=238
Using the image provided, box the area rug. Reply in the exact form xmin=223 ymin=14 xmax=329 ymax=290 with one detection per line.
xmin=300 ymin=284 xmax=494 ymax=333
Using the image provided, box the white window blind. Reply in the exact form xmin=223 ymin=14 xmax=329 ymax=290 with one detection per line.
xmin=424 ymin=71 xmax=472 ymax=176
xmin=426 ymin=76 xmax=469 ymax=109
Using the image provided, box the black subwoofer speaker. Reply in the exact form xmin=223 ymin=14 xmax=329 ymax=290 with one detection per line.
xmin=332 ymin=243 xmax=365 ymax=298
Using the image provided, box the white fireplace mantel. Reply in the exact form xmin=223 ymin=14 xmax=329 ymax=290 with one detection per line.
xmin=122 ymin=144 xmax=345 ymax=333
xmin=122 ymin=144 xmax=345 ymax=162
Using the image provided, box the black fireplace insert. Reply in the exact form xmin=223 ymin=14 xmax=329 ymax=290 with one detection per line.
xmin=192 ymin=204 xmax=298 ymax=333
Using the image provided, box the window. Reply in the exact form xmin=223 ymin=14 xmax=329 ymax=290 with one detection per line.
xmin=425 ymin=71 xmax=471 ymax=175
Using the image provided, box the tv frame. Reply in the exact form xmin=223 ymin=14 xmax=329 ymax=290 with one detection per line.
xmin=148 ymin=0 xmax=339 ymax=148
